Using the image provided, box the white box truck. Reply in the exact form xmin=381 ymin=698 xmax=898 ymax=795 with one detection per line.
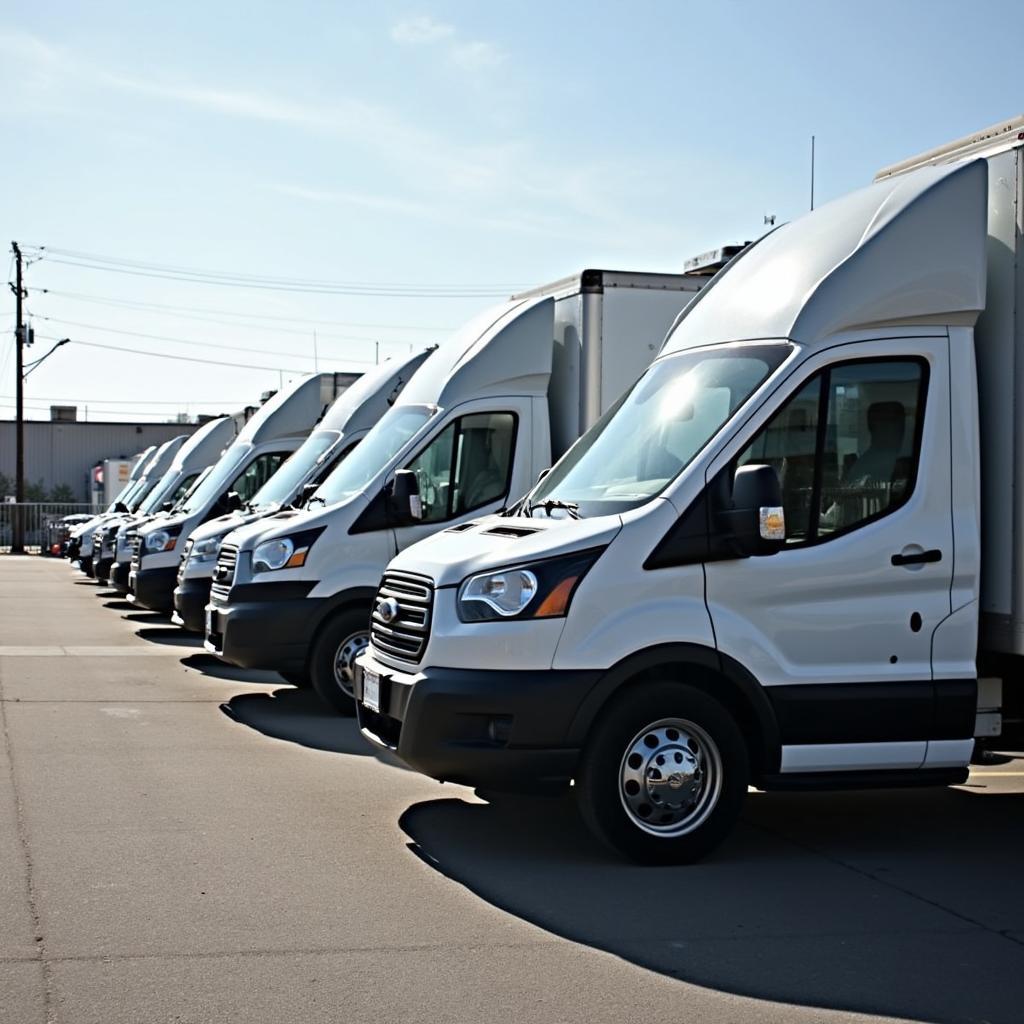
xmin=204 ymin=270 xmax=709 ymax=710
xmin=128 ymin=373 xmax=357 ymax=612
xmin=355 ymin=117 xmax=1024 ymax=864
xmin=171 ymin=348 xmax=432 ymax=634
xmin=90 ymin=458 xmax=135 ymax=507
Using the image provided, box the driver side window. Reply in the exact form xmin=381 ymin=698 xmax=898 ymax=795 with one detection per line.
xmin=404 ymin=413 xmax=517 ymax=524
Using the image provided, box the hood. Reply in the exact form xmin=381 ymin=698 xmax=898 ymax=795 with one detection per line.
xmin=225 ymin=503 xmax=342 ymax=550
xmin=665 ymin=158 xmax=988 ymax=353
xmin=138 ymin=512 xmax=191 ymax=537
xmin=388 ymin=512 xmax=623 ymax=588
xmin=189 ymin=508 xmax=269 ymax=545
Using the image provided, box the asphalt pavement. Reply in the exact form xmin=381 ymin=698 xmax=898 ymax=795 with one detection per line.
xmin=0 ymin=556 xmax=1021 ymax=1023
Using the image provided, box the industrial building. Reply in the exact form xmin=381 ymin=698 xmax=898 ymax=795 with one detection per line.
xmin=0 ymin=417 xmax=203 ymax=502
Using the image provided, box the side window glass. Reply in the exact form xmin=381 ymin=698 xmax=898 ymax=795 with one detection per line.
xmin=403 ymin=413 xmax=517 ymax=524
xmin=818 ymin=362 xmax=924 ymax=536
xmin=738 ymin=360 xmax=925 ymax=545
xmin=738 ymin=378 xmax=821 ymax=543
xmin=231 ymin=452 xmax=289 ymax=503
xmin=452 ymin=413 xmax=516 ymax=514
xmin=405 ymin=424 xmax=456 ymax=523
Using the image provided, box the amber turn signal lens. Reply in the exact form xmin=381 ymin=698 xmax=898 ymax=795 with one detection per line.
xmin=285 ymin=548 xmax=308 ymax=569
xmin=534 ymin=575 xmax=579 ymax=618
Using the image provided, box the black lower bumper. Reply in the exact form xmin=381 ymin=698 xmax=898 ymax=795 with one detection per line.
xmin=110 ymin=561 xmax=131 ymax=592
xmin=129 ymin=565 xmax=178 ymax=612
xmin=173 ymin=576 xmax=212 ymax=632
xmin=207 ymin=590 xmax=323 ymax=673
xmin=355 ymin=664 xmax=602 ymax=790
xmin=79 ymin=554 xmax=94 ymax=577
xmin=94 ymin=556 xmax=113 ymax=582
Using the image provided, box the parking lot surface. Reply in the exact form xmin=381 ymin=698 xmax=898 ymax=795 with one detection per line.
xmin=0 ymin=556 xmax=1022 ymax=1024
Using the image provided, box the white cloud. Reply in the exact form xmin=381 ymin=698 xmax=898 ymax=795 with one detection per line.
xmin=390 ymin=15 xmax=505 ymax=72
xmin=391 ymin=16 xmax=455 ymax=46
xmin=450 ymin=40 xmax=505 ymax=72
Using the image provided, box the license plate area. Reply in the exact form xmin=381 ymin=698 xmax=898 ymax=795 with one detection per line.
xmin=363 ymin=669 xmax=381 ymax=713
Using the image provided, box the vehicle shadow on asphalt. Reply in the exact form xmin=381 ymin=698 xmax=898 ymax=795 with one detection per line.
xmin=220 ymin=686 xmax=409 ymax=769
xmin=134 ymin=626 xmax=204 ymax=647
xmin=102 ymin=599 xmax=134 ymax=610
xmin=399 ymin=785 xmax=1024 ymax=1023
xmin=178 ymin=652 xmax=283 ymax=684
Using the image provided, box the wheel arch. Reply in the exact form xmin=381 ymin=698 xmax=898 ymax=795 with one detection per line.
xmin=567 ymin=643 xmax=781 ymax=778
xmin=305 ymin=587 xmax=378 ymax=664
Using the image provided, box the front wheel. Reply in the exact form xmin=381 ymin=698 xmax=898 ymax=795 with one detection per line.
xmin=309 ymin=609 xmax=370 ymax=716
xmin=576 ymin=681 xmax=749 ymax=865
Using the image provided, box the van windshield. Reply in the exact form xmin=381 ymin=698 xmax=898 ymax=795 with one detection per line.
xmin=528 ymin=343 xmax=792 ymax=517
xmin=313 ymin=405 xmax=435 ymax=506
xmin=176 ymin=444 xmax=248 ymax=515
xmin=250 ymin=430 xmax=340 ymax=509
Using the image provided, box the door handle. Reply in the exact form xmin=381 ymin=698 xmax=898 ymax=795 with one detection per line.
xmin=891 ymin=549 xmax=942 ymax=566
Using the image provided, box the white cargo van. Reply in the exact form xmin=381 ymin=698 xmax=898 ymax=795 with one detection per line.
xmin=67 ymin=447 xmax=153 ymax=573
xmin=128 ymin=373 xmax=356 ymax=612
xmin=205 ymin=271 xmax=708 ymax=710
xmin=172 ymin=350 xmax=432 ymax=633
xmin=356 ymin=119 xmax=1024 ymax=864
xmin=104 ymin=415 xmax=243 ymax=592
xmin=74 ymin=440 xmax=185 ymax=577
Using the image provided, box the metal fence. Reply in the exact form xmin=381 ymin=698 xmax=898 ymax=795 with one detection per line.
xmin=0 ymin=503 xmax=103 ymax=555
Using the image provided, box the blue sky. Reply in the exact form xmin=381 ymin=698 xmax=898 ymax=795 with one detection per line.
xmin=0 ymin=0 xmax=1019 ymax=420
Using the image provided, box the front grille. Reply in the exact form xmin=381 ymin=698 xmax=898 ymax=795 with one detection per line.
xmin=177 ymin=539 xmax=193 ymax=584
xmin=130 ymin=535 xmax=142 ymax=570
xmin=210 ymin=544 xmax=238 ymax=599
xmin=370 ymin=571 xmax=434 ymax=664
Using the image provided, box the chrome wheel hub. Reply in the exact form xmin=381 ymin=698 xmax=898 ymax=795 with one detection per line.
xmin=332 ymin=630 xmax=369 ymax=698
xmin=619 ymin=717 xmax=723 ymax=837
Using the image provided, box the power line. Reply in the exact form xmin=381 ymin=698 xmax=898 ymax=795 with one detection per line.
xmin=36 ymin=314 xmax=376 ymax=363
xmin=22 ymin=245 xmax=527 ymax=298
xmin=0 ymin=393 xmax=250 ymax=405
xmin=32 ymin=288 xmax=454 ymax=333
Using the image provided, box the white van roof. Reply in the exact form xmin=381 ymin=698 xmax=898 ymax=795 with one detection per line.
xmin=663 ymin=158 xmax=988 ymax=354
xmin=398 ymin=296 xmax=554 ymax=409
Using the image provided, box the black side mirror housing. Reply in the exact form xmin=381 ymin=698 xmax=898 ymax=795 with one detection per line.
xmin=387 ymin=469 xmax=423 ymax=526
xmin=299 ymin=482 xmax=319 ymax=506
xmin=113 ymin=501 xmax=128 ymax=513
xmin=717 ymin=464 xmax=786 ymax=557
xmin=160 ymin=501 xmax=173 ymax=512
xmin=224 ymin=491 xmax=243 ymax=513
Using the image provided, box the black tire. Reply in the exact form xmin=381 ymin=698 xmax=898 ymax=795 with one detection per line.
xmin=278 ymin=670 xmax=311 ymax=688
xmin=309 ymin=608 xmax=371 ymax=716
xmin=576 ymin=681 xmax=749 ymax=865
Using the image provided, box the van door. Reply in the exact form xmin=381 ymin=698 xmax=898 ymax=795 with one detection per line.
xmin=702 ymin=337 xmax=954 ymax=773
xmin=391 ymin=399 xmax=532 ymax=553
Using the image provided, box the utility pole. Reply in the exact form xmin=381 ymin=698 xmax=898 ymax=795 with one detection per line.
xmin=10 ymin=242 xmax=26 ymax=554
xmin=810 ymin=135 xmax=816 ymax=211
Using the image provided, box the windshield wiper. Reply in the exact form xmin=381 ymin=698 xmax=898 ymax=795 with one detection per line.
xmin=305 ymin=495 xmax=326 ymax=509
xmin=527 ymin=499 xmax=580 ymax=520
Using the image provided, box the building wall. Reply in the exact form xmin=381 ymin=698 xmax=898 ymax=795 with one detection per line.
xmin=0 ymin=420 xmax=202 ymax=501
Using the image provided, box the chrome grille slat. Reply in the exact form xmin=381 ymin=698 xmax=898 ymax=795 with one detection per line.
xmin=210 ymin=544 xmax=238 ymax=599
xmin=370 ymin=571 xmax=434 ymax=664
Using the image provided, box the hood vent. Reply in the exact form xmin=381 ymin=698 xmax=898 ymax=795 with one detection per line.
xmin=445 ymin=523 xmax=476 ymax=533
xmin=482 ymin=525 xmax=540 ymax=539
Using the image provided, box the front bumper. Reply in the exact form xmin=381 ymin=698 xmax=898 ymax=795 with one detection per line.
xmin=127 ymin=565 xmax=178 ymax=611
xmin=110 ymin=561 xmax=131 ymax=592
xmin=354 ymin=651 xmax=601 ymax=790
xmin=205 ymin=587 xmax=321 ymax=672
xmin=173 ymin=576 xmax=212 ymax=633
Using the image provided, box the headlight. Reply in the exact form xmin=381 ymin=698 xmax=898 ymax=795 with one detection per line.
xmin=144 ymin=528 xmax=178 ymax=553
xmin=457 ymin=548 xmax=604 ymax=623
xmin=189 ymin=537 xmax=221 ymax=564
xmin=251 ymin=527 xmax=324 ymax=574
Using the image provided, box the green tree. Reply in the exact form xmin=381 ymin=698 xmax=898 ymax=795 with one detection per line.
xmin=24 ymin=479 xmax=47 ymax=502
xmin=49 ymin=484 xmax=76 ymax=503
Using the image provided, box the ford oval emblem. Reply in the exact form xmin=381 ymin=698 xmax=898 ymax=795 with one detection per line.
xmin=376 ymin=597 xmax=400 ymax=623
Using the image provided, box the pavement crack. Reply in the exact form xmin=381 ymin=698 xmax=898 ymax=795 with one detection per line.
xmin=0 ymin=661 xmax=57 ymax=1022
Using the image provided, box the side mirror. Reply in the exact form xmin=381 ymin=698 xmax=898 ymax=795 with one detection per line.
xmin=160 ymin=501 xmax=173 ymax=512
xmin=113 ymin=501 xmax=128 ymax=513
xmin=224 ymin=491 xmax=243 ymax=513
xmin=718 ymin=464 xmax=785 ymax=557
xmin=388 ymin=469 xmax=423 ymax=525
xmin=299 ymin=482 xmax=319 ymax=506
